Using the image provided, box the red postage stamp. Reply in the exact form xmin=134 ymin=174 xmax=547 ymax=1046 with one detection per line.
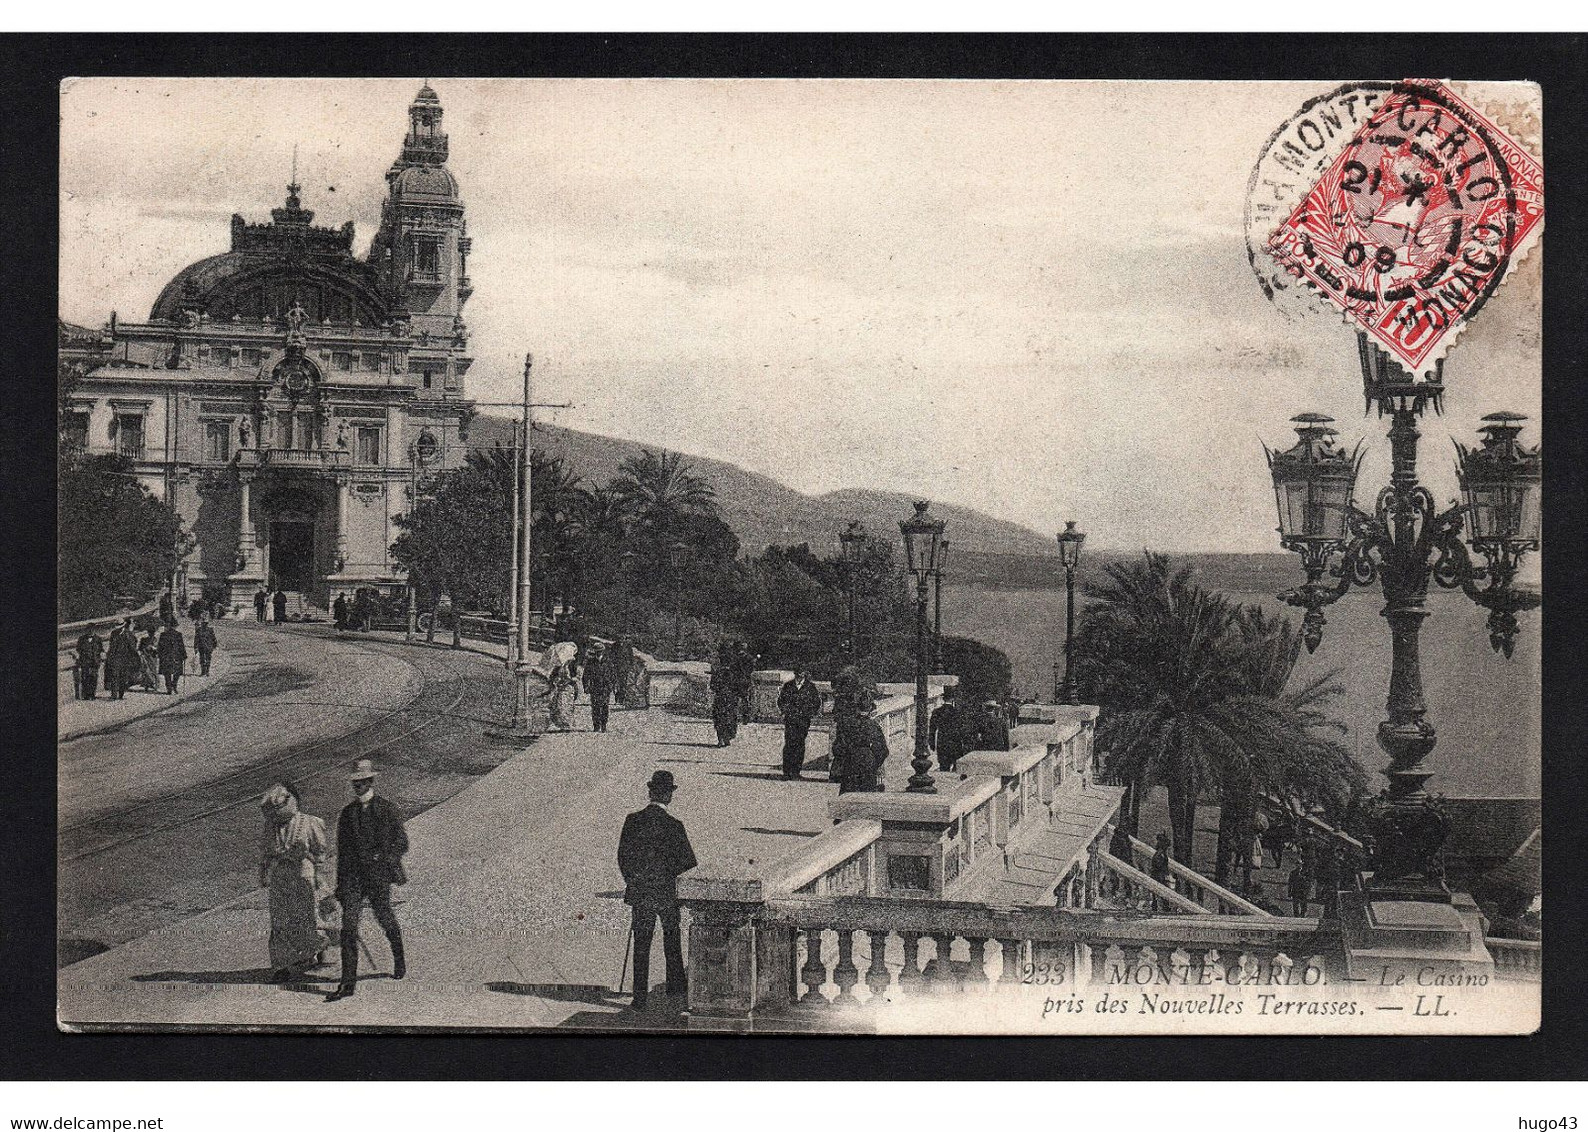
xmin=1265 ymin=79 xmax=1543 ymax=375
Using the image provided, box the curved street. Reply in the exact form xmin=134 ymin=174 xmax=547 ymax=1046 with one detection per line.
xmin=59 ymin=620 xmax=515 ymax=961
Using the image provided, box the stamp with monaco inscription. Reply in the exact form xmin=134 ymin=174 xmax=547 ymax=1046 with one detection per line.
xmin=1263 ymin=79 xmax=1543 ymax=375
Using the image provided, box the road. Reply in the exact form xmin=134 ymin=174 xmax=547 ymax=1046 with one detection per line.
xmin=58 ymin=620 xmax=516 ymax=964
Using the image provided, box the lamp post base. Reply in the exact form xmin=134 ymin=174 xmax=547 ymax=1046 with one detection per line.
xmin=487 ymin=664 xmax=545 ymax=746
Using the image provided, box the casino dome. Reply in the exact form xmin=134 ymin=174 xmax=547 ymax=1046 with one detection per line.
xmin=393 ymin=163 xmax=460 ymax=200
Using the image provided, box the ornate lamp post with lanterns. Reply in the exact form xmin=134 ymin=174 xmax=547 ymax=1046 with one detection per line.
xmin=1055 ymin=521 xmax=1086 ymax=704
xmin=899 ymin=501 xmax=947 ymax=794
xmin=1263 ymin=334 xmax=1541 ymax=900
xmin=932 ymin=537 xmax=950 ymax=671
xmin=839 ymin=520 xmax=867 ymax=655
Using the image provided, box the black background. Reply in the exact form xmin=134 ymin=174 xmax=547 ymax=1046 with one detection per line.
xmin=3 ymin=32 xmax=1585 ymax=1081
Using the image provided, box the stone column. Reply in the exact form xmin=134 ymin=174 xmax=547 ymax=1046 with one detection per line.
xmin=227 ymin=473 xmax=264 ymax=610
xmin=334 ymin=476 xmax=350 ymax=574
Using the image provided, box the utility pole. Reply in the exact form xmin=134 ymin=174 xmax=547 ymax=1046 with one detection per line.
xmin=505 ymin=417 xmax=521 ymax=672
xmin=405 ymin=443 xmax=418 ymax=642
xmin=481 ymin=354 xmax=572 ymax=743
xmin=507 ymin=352 xmax=537 ymax=734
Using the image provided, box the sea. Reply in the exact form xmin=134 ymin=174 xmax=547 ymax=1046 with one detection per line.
xmin=942 ymin=580 xmax=1541 ymax=800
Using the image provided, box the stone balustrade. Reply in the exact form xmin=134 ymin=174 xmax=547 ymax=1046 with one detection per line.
xmin=704 ymin=892 xmax=1339 ymax=1023
xmin=1117 ymin=833 xmax=1272 ymax=917
xmin=1485 ymin=937 xmax=1541 ymax=982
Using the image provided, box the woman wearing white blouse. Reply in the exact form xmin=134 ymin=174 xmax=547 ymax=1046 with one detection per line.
xmin=258 ymin=781 xmax=330 ymax=983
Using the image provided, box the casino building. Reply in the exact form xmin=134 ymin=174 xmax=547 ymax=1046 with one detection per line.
xmin=62 ymin=83 xmax=475 ymax=613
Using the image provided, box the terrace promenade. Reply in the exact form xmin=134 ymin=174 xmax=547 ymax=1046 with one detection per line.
xmin=59 ymin=677 xmax=862 ymax=1030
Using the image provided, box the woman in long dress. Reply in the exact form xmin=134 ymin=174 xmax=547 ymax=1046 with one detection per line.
xmin=138 ymin=628 xmax=159 ymax=692
xmin=547 ymin=662 xmax=577 ymax=730
xmin=258 ymin=781 xmax=329 ymax=982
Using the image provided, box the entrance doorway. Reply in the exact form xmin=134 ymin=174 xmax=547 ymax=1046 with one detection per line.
xmin=269 ymin=522 xmax=315 ymax=592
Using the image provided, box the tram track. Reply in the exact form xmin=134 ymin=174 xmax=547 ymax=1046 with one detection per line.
xmin=58 ymin=629 xmax=526 ymax=961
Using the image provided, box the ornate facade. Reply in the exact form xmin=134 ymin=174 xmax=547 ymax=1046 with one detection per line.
xmin=63 ymin=84 xmax=475 ymax=611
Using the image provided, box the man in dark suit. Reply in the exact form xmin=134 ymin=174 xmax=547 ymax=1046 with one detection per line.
xmin=617 ymin=770 xmax=697 ymax=1011
xmin=582 ymin=646 xmax=614 ymax=733
xmin=777 ymin=668 xmax=823 ymax=780
xmin=326 ymin=759 xmax=409 ymax=1003
xmin=929 ymin=685 xmax=968 ymax=771
xmin=74 ymin=629 xmax=104 ymax=699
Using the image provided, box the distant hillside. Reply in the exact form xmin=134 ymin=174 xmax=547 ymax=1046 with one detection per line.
xmin=469 ymin=415 xmax=1296 ymax=588
xmin=470 ymin=415 xmax=1061 ymax=558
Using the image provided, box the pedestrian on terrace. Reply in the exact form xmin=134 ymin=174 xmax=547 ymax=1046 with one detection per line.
xmin=105 ymin=619 xmax=139 ymax=700
xmin=157 ymin=622 xmax=188 ymax=694
xmin=325 ymin=760 xmax=408 ymax=1003
xmin=583 ymin=645 xmax=614 ymax=733
xmin=777 ymin=668 xmax=823 ymax=780
xmin=929 ymin=685 xmax=969 ymax=772
xmin=709 ymin=666 xmax=739 ymax=747
xmin=258 ymin=780 xmax=330 ymax=983
xmin=138 ymin=626 xmax=160 ymax=692
xmin=74 ymin=629 xmax=104 ymax=700
xmin=193 ymin=614 xmax=218 ymax=677
xmin=617 ymin=770 xmax=697 ymax=1012
xmin=254 ymin=588 xmax=268 ymax=622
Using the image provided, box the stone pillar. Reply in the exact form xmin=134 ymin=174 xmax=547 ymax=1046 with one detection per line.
xmin=227 ymin=473 xmax=265 ymax=611
xmin=334 ymin=476 xmax=350 ymax=574
xmin=680 ymin=894 xmax=792 ymax=1030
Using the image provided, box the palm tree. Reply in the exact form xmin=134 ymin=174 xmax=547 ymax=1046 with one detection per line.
xmin=611 ymin=448 xmax=717 ymax=529
xmin=579 ymin=485 xmax=633 ymax=540
xmin=1076 ymin=553 xmax=1359 ymax=870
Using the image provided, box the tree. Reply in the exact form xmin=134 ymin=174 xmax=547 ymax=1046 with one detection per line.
xmin=611 ymin=448 xmax=718 ymax=528
xmin=1075 ymin=552 xmax=1359 ymax=869
xmin=390 ymin=451 xmax=514 ymax=613
xmin=58 ymin=452 xmax=190 ymax=621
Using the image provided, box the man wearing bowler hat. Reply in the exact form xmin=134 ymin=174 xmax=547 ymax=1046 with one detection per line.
xmin=326 ymin=759 xmax=409 ymax=1003
xmin=617 ymin=770 xmax=697 ymax=1011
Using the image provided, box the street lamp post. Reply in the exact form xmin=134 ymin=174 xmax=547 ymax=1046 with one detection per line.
xmin=933 ymin=538 xmax=950 ymax=672
xmin=839 ymin=520 xmax=866 ymax=654
xmin=900 ymin=501 xmax=947 ymax=794
xmin=668 ymin=540 xmax=688 ymax=661
xmin=1056 ymin=521 xmax=1086 ymax=704
xmin=1263 ymin=334 xmax=1541 ymax=900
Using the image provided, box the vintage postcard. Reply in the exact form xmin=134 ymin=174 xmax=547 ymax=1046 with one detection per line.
xmin=56 ymin=76 xmax=1541 ymax=1035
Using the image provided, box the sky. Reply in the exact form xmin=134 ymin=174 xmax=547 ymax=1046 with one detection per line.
xmin=59 ymin=78 xmax=1542 ymax=553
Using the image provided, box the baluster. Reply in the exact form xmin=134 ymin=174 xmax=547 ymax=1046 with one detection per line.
xmin=864 ymin=929 xmax=893 ymax=1005
xmin=1169 ymin=947 xmax=1192 ymax=986
xmin=1201 ymin=948 xmax=1223 ymax=985
xmin=996 ymin=938 xmax=1025 ymax=989
xmin=1235 ymin=950 xmax=1259 ymax=985
xmin=962 ymin=937 xmax=992 ymax=990
xmin=1273 ymin=952 xmax=1294 ymax=992
xmin=800 ymin=926 xmax=829 ymax=1005
xmin=1102 ymin=944 xmax=1127 ymax=984
xmin=1137 ymin=946 xmax=1159 ymax=984
xmin=1304 ymin=954 xmax=1327 ymax=987
xmin=928 ymin=933 xmax=959 ymax=993
xmin=832 ymin=929 xmax=861 ymax=1007
xmin=898 ymin=932 xmax=928 ymax=998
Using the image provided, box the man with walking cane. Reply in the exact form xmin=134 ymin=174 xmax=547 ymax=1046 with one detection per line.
xmin=616 ymin=770 xmax=696 ymax=1012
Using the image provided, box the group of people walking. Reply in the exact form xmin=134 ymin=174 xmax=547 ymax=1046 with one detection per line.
xmin=543 ymin=637 xmax=642 ymax=732
xmin=254 ymin=759 xmax=410 ymax=1003
xmin=926 ymin=686 xmax=1013 ymax=772
xmin=254 ymin=587 xmax=291 ymax=623
xmin=71 ymin=605 xmax=216 ymax=701
xmin=709 ymin=641 xmax=756 ymax=748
